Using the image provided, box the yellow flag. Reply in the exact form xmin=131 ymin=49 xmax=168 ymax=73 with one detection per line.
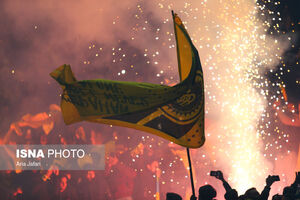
xmin=50 ymin=12 xmax=205 ymax=148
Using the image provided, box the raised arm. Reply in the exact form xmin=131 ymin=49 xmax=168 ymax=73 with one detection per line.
xmin=259 ymin=175 xmax=280 ymax=200
xmin=212 ymin=170 xmax=232 ymax=192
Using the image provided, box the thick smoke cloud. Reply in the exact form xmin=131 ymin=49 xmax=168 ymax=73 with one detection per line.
xmin=0 ymin=0 xmax=173 ymax=132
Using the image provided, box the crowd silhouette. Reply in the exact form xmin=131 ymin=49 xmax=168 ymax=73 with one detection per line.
xmin=166 ymin=171 xmax=300 ymax=200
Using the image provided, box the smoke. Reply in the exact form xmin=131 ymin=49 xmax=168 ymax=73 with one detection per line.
xmin=0 ymin=0 xmax=168 ymax=132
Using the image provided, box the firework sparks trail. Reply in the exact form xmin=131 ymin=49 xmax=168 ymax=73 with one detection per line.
xmin=147 ymin=0 xmax=287 ymax=193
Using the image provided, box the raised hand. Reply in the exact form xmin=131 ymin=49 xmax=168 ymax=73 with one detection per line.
xmin=216 ymin=170 xmax=224 ymax=181
xmin=266 ymin=175 xmax=280 ymax=187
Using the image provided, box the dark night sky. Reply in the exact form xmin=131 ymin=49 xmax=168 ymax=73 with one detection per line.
xmin=265 ymin=0 xmax=300 ymax=103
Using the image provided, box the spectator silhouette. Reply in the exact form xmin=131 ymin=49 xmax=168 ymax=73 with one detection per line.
xmin=166 ymin=192 xmax=182 ymax=200
xmin=237 ymin=194 xmax=246 ymax=200
xmin=282 ymin=172 xmax=300 ymax=200
xmin=243 ymin=175 xmax=279 ymax=200
xmin=260 ymin=175 xmax=280 ymax=200
xmin=283 ymin=186 xmax=294 ymax=200
xmin=271 ymin=194 xmax=283 ymax=200
xmin=225 ymin=189 xmax=238 ymax=200
xmin=198 ymin=184 xmax=216 ymax=200
xmin=210 ymin=170 xmax=238 ymax=200
xmin=244 ymin=187 xmax=260 ymax=200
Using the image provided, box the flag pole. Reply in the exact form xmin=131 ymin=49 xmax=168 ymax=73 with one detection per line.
xmin=186 ymin=147 xmax=196 ymax=197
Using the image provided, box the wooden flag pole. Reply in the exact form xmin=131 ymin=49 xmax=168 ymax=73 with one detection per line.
xmin=186 ymin=147 xmax=196 ymax=197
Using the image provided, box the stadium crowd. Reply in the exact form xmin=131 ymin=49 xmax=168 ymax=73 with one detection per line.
xmin=166 ymin=171 xmax=300 ymax=200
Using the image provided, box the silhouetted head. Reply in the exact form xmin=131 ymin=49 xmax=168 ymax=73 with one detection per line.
xmin=237 ymin=195 xmax=246 ymax=200
xmin=244 ymin=188 xmax=259 ymax=200
xmin=198 ymin=184 xmax=217 ymax=200
xmin=272 ymin=194 xmax=283 ymax=200
xmin=166 ymin=192 xmax=182 ymax=200
xmin=283 ymin=186 xmax=294 ymax=200
xmin=225 ymin=189 xmax=238 ymax=200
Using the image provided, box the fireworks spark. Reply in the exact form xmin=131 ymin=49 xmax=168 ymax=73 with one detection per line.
xmin=143 ymin=0 xmax=289 ymax=194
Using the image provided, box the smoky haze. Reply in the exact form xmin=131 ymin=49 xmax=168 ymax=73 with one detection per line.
xmin=0 ymin=0 xmax=175 ymax=132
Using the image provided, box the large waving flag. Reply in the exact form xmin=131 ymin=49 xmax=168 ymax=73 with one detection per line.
xmin=50 ymin=12 xmax=205 ymax=148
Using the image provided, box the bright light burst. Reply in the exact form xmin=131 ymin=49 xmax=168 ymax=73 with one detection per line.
xmin=147 ymin=0 xmax=286 ymax=193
